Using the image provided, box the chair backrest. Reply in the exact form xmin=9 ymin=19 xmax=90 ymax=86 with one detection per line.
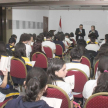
xmin=0 ymin=97 xmax=13 ymax=108
xmin=84 ymin=92 xmax=108 ymax=108
xmin=10 ymin=57 xmax=27 ymax=78
xmin=44 ymin=84 xmax=71 ymax=108
xmin=32 ymin=52 xmax=47 ymax=68
xmin=43 ymin=46 xmax=53 ymax=58
xmin=94 ymin=60 xmax=99 ymax=77
xmin=56 ymin=44 xmax=63 ymax=56
xmin=81 ymin=56 xmax=91 ymax=68
xmin=67 ymin=68 xmax=88 ymax=98
xmin=71 ymin=39 xmax=76 ymax=46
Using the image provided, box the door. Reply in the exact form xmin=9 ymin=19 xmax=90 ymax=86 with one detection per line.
xmin=43 ymin=16 xmax=48 ymax=32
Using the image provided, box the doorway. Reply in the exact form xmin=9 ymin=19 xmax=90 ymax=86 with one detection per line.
xmin=43 ymin=16 xmax=48 ymax=32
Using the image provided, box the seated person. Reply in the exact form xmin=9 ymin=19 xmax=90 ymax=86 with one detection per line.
xmin=6 ymin=37 xmax=16 ymax=56
xmin=13 ymin=42 xmax=32 ymax=72
xmin=65 ymin=33 xmax=73 ymax=46
xmin=13 ymin=42 xmax=32 ymax=85
xmin=86 ymin=33 xmax=100 ymax=52
xmin=53 ymin=34 xmax=65 ymax=57
xmin=0 ymin=69 xmax=19 ymax=103
xmin=33 ymin=33 xmax=36 ymax=42
xmin=42 ymin=32 xmax=56 ymax=58
xmin=66 ymin=47 xmax=90 ymax=78
xmin=61 ymin=33 xmax=69 ymax=52
xmin=5 ymin=67 xmax=52 ymax=108
xmin=19 ymin=33 xmax=32 ymax=59
xmin=0 ymin=42 xmax=19 ymax=103
xmin=100 ymin=34 xmax=108 ymax=46
xmin=31 ymin=41 xmax=46 ymax=59
xmin=83 ymin=56 xmax=108 ymax=100
xmin=47 ymin=58 xmax=73 ymax=108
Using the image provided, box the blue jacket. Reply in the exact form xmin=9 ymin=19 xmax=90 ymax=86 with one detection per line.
xmin=5 ymin=96 xmax=53 ymax=108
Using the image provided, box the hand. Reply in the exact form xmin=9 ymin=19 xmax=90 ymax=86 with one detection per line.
xmin=28 ymin=41 xmax=31 ymax=45
xmin=2 ymin=69 xmax=8 ymax=76
xmin=78 ymin=32 xmax=81 ymax=34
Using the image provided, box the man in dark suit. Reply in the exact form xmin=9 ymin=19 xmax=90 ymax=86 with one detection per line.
xmin=75 ymin=24 xmax=85 ymax=41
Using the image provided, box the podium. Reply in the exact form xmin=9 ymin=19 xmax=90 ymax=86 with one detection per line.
xmin=49 ymin=30 xmax=56 ymax=36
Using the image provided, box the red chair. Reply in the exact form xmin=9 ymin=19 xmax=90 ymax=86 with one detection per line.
xmin=32 ymin=52 xmax=47 ymax=68
xmin=84 ymin=92 xmax=108 ymax=108
xmin=67 ymin=68 xmax=88 ymax=98
xmin=0 ymin=97 xmax=13 ymax=108
xmin=44 ymin=84 xmax=71 ymax=108
xmin=71 ymin=39 xmax=76 ymax=46
xmin=94 ymin=60 xmax=99 ymax=78
xmin=81 ymin=56 xmax=91 ymax=69
xmin=43 ymin=46 xmax=53 ymax=58
xmin=10 ymin=57 xmax=27 ymax=85
xmin=55 ymin=44 xmax=63 ymax=58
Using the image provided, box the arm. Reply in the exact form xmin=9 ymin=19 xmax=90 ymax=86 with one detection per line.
xmin=71 ymin=100 xmax=73 ymax=108
xmin=53 ymin=49 xmax=56 ymax=54
xmin=0 ymin=70 xmax=8 ymax=88
xmin=75 ymin=28 xmax=80 ymax=36
xmin=80 ymin=29 xmax=85 ymax=37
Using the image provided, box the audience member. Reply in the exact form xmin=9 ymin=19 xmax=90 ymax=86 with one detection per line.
xmin=65 ymin=33 xmax=72 ymax=46
xmin=100 ymin=34 xmax=108 ymax=46
xmin=83 ymin=56 xmax=108 ymax=100
xmin=33 ymin=33 xmax=36 ymax=42
xmin=42 ymin=32 xmax=56 ymax=58
xmin=11 ymin=34 xmax=17 ymax=40
xmin=47 ymin=58 xmax=73 ymax=108
xmin=19 ymin=33 xmax=32 ymax=59
xmin=53 ymin=34 xmax=65 ymax=52
xmin=66 ymin=47 xmax=90 ymax=77
xmin=86 ymin=33 xmax=100 ymax=52
xmin=5 ymin=67 xmax=52 ymax=108
xmin=6 ymin=37 xmax=16 ymax=56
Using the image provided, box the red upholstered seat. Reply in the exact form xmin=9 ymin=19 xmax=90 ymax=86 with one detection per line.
xmin=43 ymin=46 xmax=53 ymax=58
xmin=56 ymin=44 xmax=63 ymax=58
xmin=0 ymin=97 xmax=12 ymax=108
xmin=67 ymin=68 xmax=88 ymax=98
xmin=32 ymin=52 xmax=47 ymax=68
xmin=84 ymin=92 xmax=108 ymax=108
xmin=94 ymin=60 xmax=99 ymax=77
xmin=70 ymin=39 xmax=76 ymax=46
xmin=44 ymin=84 xmax=71 ymax=108
xmin=10 ymin=58 xmax=27 ymax=79
xmin=81 ymin=56 xmax=91 ymax=69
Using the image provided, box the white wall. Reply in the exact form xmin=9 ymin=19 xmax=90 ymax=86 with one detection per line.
xmin=49 ymin=10 xmax=108 ymax=40
xmin=12 ymin=9 xmax=49 ymax=43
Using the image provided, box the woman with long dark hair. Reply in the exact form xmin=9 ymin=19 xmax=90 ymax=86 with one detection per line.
xmin=47 ymin=58 xmax=73 ymax=108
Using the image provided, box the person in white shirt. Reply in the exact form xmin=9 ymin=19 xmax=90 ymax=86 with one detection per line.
xmin=65 ymin=33 xmax=73 ymax=46
xmin=19 ymin=33 xmax=32 ymax=59
xmin=42 ymin=32 xmax=56 ymax=58
xmin=47 ymin=58 xmax=73 ymax=108
xmin=100 ymin=34 xmax=108 ymax=46
xmin=86 ymin=33 xmax=100 ymax=52
xmin=66 ymin=47 xmax=90 ymax=78
xmin=83 ymin=55 xmax=108 ymax=100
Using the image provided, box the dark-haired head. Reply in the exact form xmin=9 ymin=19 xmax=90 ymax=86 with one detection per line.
xmin=70 ymin=32 xmax=74 ymax=37
xmin=47 ymin=58 xmax=66 ymax=84
xmin=77 ymin=39 xmax=86 ymax=47
xmin=9 ymin=38 xmax=16 ymax=46
xmin=54 ymin=34 xmax=60 ymax=41
xmin=45 ymin=32 xmax=52 ymax=40
xmin=95 ymin=43 xmax=108 ymax=60
xmin=0 ymin=41 xmax=7 ymax=59
xmin=98 ymin=56 xmax=108 ymax=73
xmin=70 ymin=47 xmax=82 ymax=61
xmin=36 ymin=35 xmax=43 ymax=42
xmin=23 ymin=67 xmax=48 ymax=102
xmin=33 ymin=33 xmax=36 ymax=42
xmin=19 ymin=33 xmax=31 ymax=43
xmin=105 ymin=34 xmax=108 ymax=43
xmin=13 ymin=42 xmax=26 ymax=58
xmin=65 ymin=33 xmax=70 ymax=38
xmin=93 ymin=72 xmax=108 ymax=94
xmin=11 ymin=34 xmax=17 ymax=40
xmin=31 ymin=42 xmax=42 ymax=57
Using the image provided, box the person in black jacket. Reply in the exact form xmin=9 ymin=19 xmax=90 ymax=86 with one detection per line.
xmin=89 ymin=25 xmax=99 ymax=39
xmin=75 ymin=24 xmax=85 ymax=41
